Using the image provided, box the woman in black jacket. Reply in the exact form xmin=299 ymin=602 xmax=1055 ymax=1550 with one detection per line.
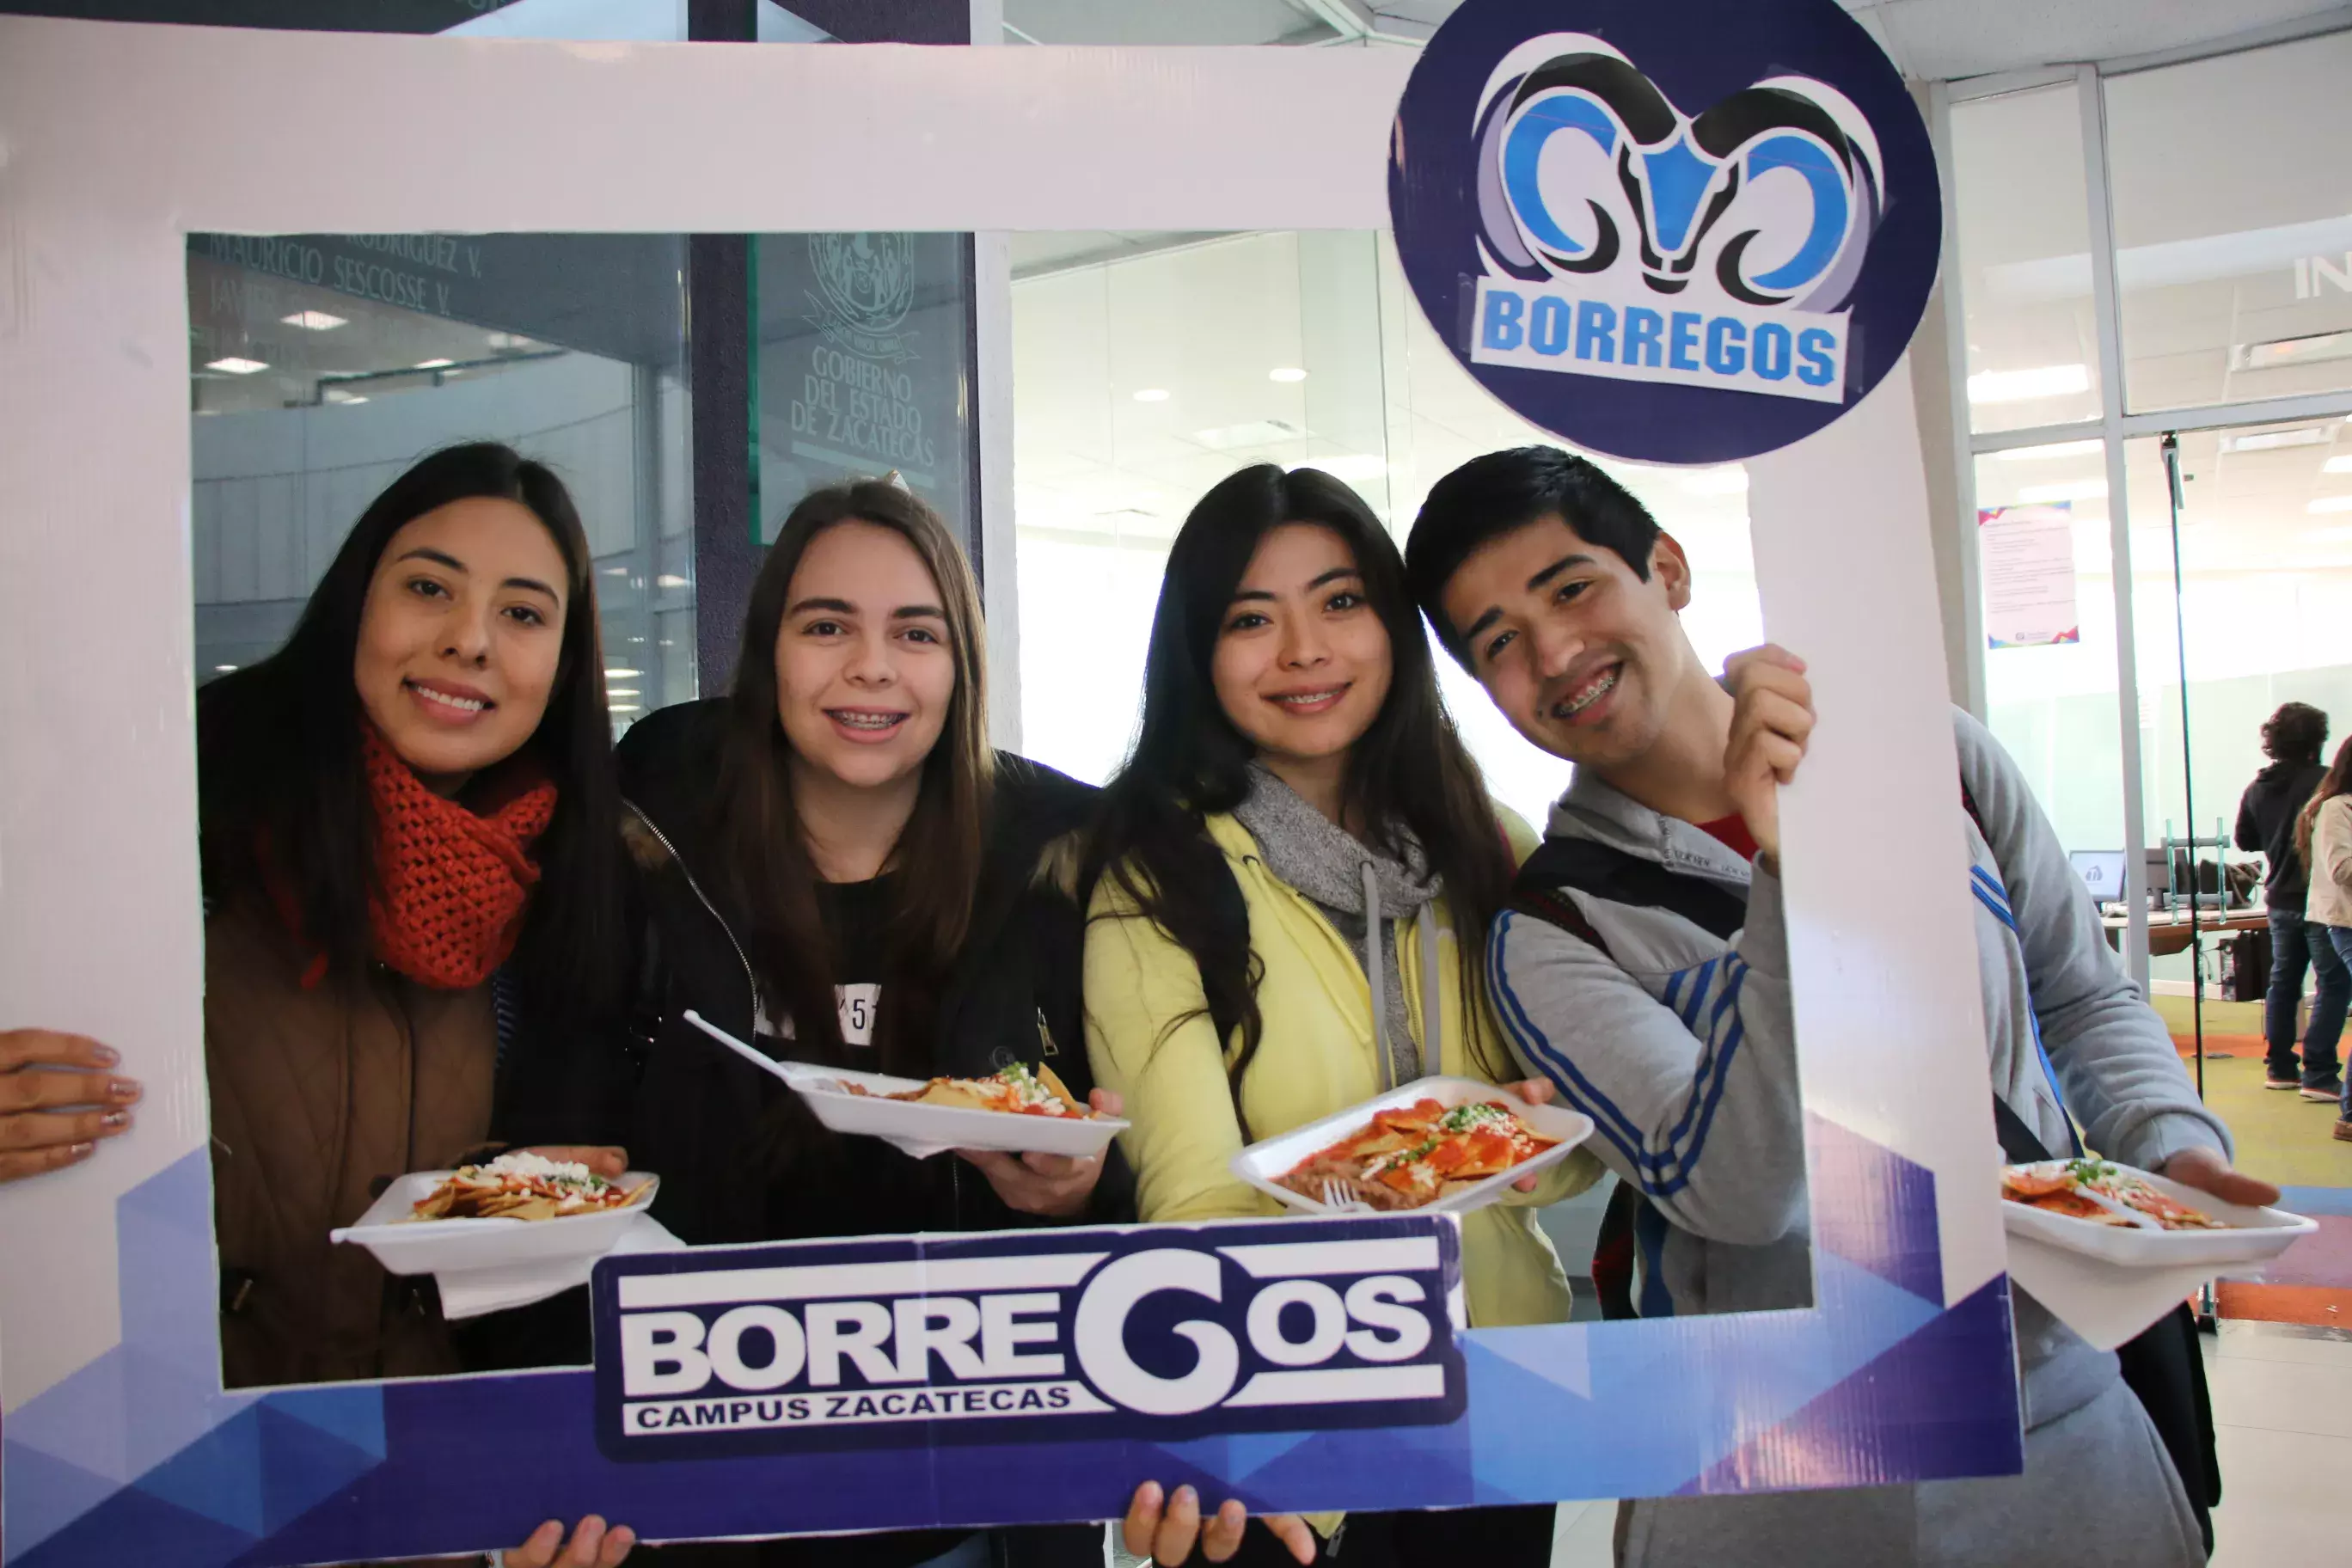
xmin=616 ymin=478 xmax=1129 ymax=1568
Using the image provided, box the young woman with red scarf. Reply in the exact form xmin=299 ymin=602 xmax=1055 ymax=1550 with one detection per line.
xmin=1 ymin=444 xmax=642 ymax=1568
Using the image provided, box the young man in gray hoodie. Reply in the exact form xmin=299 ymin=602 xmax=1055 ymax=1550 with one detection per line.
xmin=1402 ymin=445 xmax=2276 ymax=1568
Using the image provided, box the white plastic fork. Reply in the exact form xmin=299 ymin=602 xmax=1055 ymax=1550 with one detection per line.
xmin=1320 ymin=1178 xmax=1375 ymax=1214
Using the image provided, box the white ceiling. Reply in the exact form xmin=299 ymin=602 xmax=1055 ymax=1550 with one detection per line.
xmin=1004 ymin=0 xmax=2352 ymax=83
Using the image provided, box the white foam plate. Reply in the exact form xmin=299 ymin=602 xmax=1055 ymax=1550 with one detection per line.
xmin=2002 ymin=1161 xmax=2316 ymax=1351
xmin=1229 ymin=1075 xmax=1594 ymax=1216
xmin=330 ymin=1170 xmax=660 ymax=1278
xmin=685 ymin=1009 xmax=1128 ymax=1161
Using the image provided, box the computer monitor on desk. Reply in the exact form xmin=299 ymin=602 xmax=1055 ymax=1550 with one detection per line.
xmin=2070 ymin=849 xmax=2127 ymax=906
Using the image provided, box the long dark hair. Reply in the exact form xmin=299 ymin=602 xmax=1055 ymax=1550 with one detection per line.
xmin=2297 ymin=735 xmax=2352 ymax=873
xmin=713 ymin=480 xmax=992 ymax=1074
xmin=1083 ymin=465 xmax=1516 ymax=1125
xmin=197 ymin=441 xmax=626 ymax=1031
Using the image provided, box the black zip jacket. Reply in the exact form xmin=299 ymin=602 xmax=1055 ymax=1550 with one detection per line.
xmin=612 ymin=700 xmax=1128 ymax=1568
xmin=2237 ymin=760 xmax=2327 ymax=906
xmin=616 ymin=698 xmax=1131 ymax=1246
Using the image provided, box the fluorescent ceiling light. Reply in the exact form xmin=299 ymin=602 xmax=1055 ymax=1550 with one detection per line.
xmin=2233 ymin=330 xmax=2352 ymax=371
xmin=205 ymin=356 xmax=268 ymax=375
xmin=2018 ymin=478 xmax=2107 ymax=504
xmin=1131 ymin=388 xmax=1169 ymax=403
xmin=214 ymin=664 xmax=238 ymax=673
xmin=1994 ymin=439 xmax=2104 ymax=462
xmin=1268 ymin=367 xmax=1308 ymax=383
xmin=601 ymin=566 xmax=629 ymax=577
xmin=2221 ymin=426 xmax=2331 ymax=454
xmin=2326 ymin=455 xmax=2352 ymax=474
xmin=413 ymin=358 xmax=456 ymax=371
xmin=1966 ymin=364 xmax=2090 ymax=404
xmin=656 ymin=573 xmax=689 ymax=588
xmin=1678 ymin=467 xmax=1749 ymax=496
xmin=486 ymin=332 xmax=536 ymax=350
xmin=2307 ymin=495 xmax=2352 ymax=513
xmin=2306 ymin=524 xmax=2352 ymax=542
xmin=1191 ymin=418 xmax=1308 ymax=450
xmin=322 ymin=388 xmax=368 ymax=405
xmin=605 ymin=688 xmax=640 ymax=698
xmin=605 ymin=667 xmax=641 ymax=678
xmin=280 ymin=309 xmax=346 ymax=330
xmin=608 ymin=703 xmax=641 ymax=714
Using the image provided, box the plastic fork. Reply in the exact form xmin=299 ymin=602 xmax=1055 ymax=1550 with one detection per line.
xmin=1320 ymin=1178 xmax=1375 ymax=1214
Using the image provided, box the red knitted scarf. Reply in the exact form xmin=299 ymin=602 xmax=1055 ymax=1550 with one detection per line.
xmin=362 ymin=726 xmax=557 ymax=989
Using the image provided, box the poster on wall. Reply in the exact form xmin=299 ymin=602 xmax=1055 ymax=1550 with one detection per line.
xmin=1979 ymin=502 xmax=2082 ymax=648
xmin=0 ymin=2 xmax=2047 ymax=1563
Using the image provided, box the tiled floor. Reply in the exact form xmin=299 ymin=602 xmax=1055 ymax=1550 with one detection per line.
xmin=1544 ymin=1320 xmax=2352 ymax=1567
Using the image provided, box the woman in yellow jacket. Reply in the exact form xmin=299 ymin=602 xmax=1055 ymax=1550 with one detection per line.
xmin=1084 ymin=464 xmax=1599 ymax=1568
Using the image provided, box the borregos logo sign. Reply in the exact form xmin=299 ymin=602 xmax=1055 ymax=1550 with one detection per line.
xmin=591 ymin=1220 xmax=1466 ymax=1461
xmin=1392 ymin=0 xmax=1939 ymax=463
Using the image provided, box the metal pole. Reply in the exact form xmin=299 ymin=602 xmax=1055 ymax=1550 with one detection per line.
xmin=2160 ymin=432 xmax=2206 ymax=1100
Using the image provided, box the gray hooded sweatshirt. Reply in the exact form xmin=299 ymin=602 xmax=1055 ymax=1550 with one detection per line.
xmin=1488 ymin=707 xmax=2223 ymax=1567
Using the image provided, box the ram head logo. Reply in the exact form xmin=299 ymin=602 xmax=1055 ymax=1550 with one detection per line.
xmin=1473 ymin=34 xmax=1883 ymax=311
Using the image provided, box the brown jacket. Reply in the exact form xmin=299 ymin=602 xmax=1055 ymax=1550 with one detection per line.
xmin=205 ymin=903 xmax=497 ymax=1388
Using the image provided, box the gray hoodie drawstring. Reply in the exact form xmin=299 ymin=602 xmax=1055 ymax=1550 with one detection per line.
xmin=1363 ymin=861 xmax=1447 ymax=1088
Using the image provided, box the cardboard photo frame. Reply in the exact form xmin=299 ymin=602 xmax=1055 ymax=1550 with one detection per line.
xmin=0 ymin=17 xmax=2018 ymax=1564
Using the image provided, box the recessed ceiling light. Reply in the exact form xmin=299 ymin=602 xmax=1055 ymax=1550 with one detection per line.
xmin=1966 ymin=364 xmax=2090 ymax=404
xmin=2221 ymin=426 xmax=2331 ymax=454
xmin=279 ymin=310 xmax=347 ymax=331
xmin=413 ymin=358 xmax=456 ymax=371
xmin=2326 ymin=455 xmax=2352 ymax=474
xmin=1132 ymin=388 xmax=1170 ymax=403
xmin=1269 ymin=367 xmax=1308 ymax=383
xmin=2306 ymin=524 xmax=2352 ymax=542
xmin=1994 ymin=439 xmax=2104 ymax=462
xmin=2233 ymin=331 xmax=2352 ymax=371
xmin=605 ymin=667 xmax=641 ymax=678
xmin=205 ymin=356 xmax=268 ymax=375
xmin=2018 ymin=478 xmax=2108 ymax=503
xmin=656 ymin=573 xmax=689 ymax=589
xmin=2307 ymin=495 xmax=2352 ymax=513
xmin=214 ymin=664 xmax=238 ymax=673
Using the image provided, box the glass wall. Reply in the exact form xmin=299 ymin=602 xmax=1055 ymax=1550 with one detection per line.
xmin=1008 ymin=230 xmax=1762 ymax=831
xmin=1948 ymin=83 xmax=2104 ymax=432
xmin=189 ymin=233 xmax=694 ymax=731
xmin=2105 ymin=34 xmax=2352 ymax=413
xmin=756 ymin=231 xmax=973 ymax=545
xmin=1954 ymin=29 xmax=2352 ymax=1021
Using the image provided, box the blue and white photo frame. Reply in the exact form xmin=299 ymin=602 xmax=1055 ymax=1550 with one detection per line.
xmin=0 ymin=9 xmax=2014 ymax=1563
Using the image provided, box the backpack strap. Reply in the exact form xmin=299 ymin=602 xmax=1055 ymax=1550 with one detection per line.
xmin=1512 ymin=835 xmax=1749 ymax=943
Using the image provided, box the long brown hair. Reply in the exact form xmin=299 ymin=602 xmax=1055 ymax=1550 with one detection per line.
xmin=2297 ymin=734 xmax=2352 ymax=874
xmin=714 ymin=480 xmax=993 ymax=1074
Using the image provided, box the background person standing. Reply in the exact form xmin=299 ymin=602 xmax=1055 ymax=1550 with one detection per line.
xmin=2234 ymin=702 xmax=2343 ymax=1101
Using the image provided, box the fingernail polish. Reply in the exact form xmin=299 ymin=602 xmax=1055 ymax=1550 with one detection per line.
xmin=92 ymin=1045 xmax=119 ymax=1066
xmin=111 ymin=1078 xmax=141 ymax=1101
xmin=101 ymin=1110 xmax=130 ymax=1129
xmin=71 ymin=1142 xmax=95 ymax=1156
xmin=1173 ymin=1486 xmax=1197 ymax=1508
